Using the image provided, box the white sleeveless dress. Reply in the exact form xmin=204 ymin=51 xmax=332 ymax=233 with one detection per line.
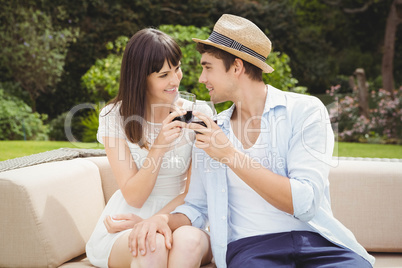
xmin=86 ymin=102 xmax=195 ymax=268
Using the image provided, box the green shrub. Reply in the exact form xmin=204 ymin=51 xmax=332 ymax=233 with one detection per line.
xmin=80 ymin=104 xmax=101 ymax=143
xmin=81 ymin=54 xmax=122 ymax=102
xmin=48 ymin=111 xmax=82 ymax=141
xmin=81 ymin=36 xmax=128 ymax=102
xmin=49 ymin=103 xmax=103 ymax=142
xmin=0 ymin=87 xmax=48 ymax=140
xmin=264 ymin=51 xmax=306 ymax=93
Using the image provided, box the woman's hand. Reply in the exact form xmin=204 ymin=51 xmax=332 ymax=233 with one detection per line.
xmin=104 ymin=213 xmax=143 ymax=233
xmin=128 ymin=214 xmax=172 ymax=256
xmin=152 ymin=110 xmax=187 ymax=151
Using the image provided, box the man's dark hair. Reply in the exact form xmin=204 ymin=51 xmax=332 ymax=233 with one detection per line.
xmin=196 ymin=43 xmax=263 ymax=82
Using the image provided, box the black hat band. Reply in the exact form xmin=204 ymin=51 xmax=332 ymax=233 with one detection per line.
xmin=208 ymin=31 xmax=266 ymax=62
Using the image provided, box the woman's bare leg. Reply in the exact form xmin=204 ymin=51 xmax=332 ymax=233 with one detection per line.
xmin=108 ymin=231 xmax=168 ymax=268
xmin=168 ymin=225 xmax=213 ymax=267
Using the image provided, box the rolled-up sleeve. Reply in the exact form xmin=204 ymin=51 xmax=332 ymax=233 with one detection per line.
xmin=289 ymin=179 xmax=316 ymax=221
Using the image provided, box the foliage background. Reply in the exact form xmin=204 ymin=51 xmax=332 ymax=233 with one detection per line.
xmin=0 ymin=0 xmax=401 ymax=144
xmin=328 ymin=85 xmax=401 ymax=144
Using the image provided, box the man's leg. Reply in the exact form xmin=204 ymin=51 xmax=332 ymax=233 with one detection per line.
xmin=293 ymin=231 xmax=372 ymax=268
xmin=226 ymin=232 xmax=296 ymax=268
xmin=168 ymin=225 xmax=213 ymax=267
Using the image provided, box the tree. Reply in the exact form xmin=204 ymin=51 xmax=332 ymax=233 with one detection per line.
xmin=382 ymin=0 xmax=402 ymax=97
xmin=323 ymin=0 xmax=401 ymax=96
xmin=0 ymin=2 xmax=78 ymax=111
xmin=2 ymin=0 xmax=399 ymax=117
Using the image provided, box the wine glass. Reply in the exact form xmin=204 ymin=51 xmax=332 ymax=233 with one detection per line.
xmin=171 ymin=91 xmax=196 ymax=162
xmin=192 ymin=100 xmax=217 ymax=128
xmin=172 ymin=91 xmax=196 ymax=123
xmin=192 ymin=100 xmax=217 ymax=172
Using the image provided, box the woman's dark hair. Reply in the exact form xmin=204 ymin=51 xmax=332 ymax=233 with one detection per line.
xmin=196 ymin=43 xmax=262 ymax=82
xmin=108 ymin=28 xmax=182 ymax=147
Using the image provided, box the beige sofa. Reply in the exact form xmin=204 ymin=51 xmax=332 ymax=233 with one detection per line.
xmin=0 ymin=150 xmax=401 ymax=267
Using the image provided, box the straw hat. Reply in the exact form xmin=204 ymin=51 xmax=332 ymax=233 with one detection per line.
xmin=193 ymin=14 xmax=274 ymax=73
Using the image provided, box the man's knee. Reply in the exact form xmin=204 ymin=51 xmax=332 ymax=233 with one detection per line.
xmin=172 ymin=226 xmax=206 ymax=253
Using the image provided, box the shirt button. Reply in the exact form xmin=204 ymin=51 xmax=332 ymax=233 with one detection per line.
xmin=220 ymin=243 xmax=225 ymax=248
xmin=221 ymin=188 xmax=226 ymax=193
xmin=221 ymin=216 xmax=226 ymax=220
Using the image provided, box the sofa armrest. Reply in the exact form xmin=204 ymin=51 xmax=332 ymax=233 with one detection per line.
xmin=329 ymin=158 xmax=402 ymax=253
xmin=0 ymin=158 xmax=105 ymax=267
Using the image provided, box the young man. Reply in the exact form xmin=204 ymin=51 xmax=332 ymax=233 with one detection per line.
xmin=129 ymin=14 xmax=374 ymax=268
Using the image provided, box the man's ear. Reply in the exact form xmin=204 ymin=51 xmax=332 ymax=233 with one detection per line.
xmin=233 ymin=58 xmax=245 ymax=75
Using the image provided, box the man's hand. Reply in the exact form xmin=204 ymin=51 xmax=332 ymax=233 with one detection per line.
xmin=104 ymin=214 xmax=143 ymax=233
xmin=128 ymin=214 xmax=172 ymax=257
xmin=189 ymin=111 xmax=235 ymax=162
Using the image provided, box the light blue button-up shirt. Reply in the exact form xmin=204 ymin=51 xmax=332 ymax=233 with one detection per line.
xmin=173 ymin=85 xmax=375 ymax=268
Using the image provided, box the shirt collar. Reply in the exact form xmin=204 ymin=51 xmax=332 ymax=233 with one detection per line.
xmin=217 ymin=85 xmax=287 ymax=130
xmin=217 ymin=103 xmax=234 ymax=130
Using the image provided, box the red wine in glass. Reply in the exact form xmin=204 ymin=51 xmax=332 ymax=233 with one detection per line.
xmin=172 ymin=111 xmax=193 ymax=123
xmin=192 ymin=119 xmax=218 ymax=134
xmin=192 ymin=119 xmax=218 ymax=127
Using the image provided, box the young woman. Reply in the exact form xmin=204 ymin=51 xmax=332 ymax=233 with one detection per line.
xmin=86 ymin=28 xmax=213 ymax=268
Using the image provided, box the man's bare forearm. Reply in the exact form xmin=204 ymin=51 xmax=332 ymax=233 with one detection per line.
xmin=167 ymin=213 xmax=192 ymax=231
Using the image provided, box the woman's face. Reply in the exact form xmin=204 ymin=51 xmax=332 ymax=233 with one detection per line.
xmin=146 ymin=60 xmax=182 ymax=105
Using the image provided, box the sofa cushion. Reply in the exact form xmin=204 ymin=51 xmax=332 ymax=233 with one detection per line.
xmin=85 ymin=156 xmax=118 ymax=203
xmin=329 ymin=158 xmax=402 ymax=253
xmin=372 ymin=253 xmax=402 ymax=267
xmin=0 ymin=158 xmax=105 ymax=267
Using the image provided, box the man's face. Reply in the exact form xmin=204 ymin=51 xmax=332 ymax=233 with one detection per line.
xmin=198 ymin=52 xmax=234 ymax=104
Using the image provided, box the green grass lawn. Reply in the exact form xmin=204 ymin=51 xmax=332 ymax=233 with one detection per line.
xmin=334 ymin=142 xmax=402 ymax=159
xmin=0 ymin=140 xmax=401 ymax=161
xmin=0 ymin=141 xmax=105 ymax=161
